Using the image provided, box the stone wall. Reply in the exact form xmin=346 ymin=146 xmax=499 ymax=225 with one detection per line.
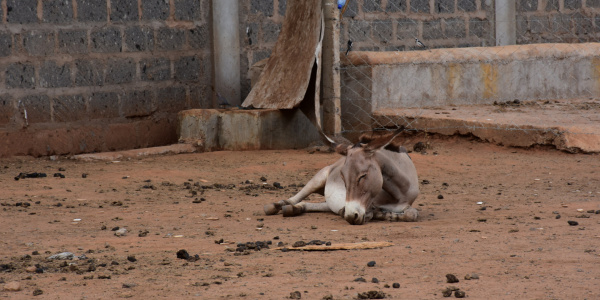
xmin=0 ymin=0 xmax=212 ymax=156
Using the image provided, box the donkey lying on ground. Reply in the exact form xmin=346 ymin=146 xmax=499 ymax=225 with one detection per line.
xmin=264 ymin=129 xmax=419 ymax=225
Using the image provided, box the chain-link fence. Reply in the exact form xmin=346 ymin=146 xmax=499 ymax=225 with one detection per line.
xmin=337 ymin=0 xmax=600 ymax=151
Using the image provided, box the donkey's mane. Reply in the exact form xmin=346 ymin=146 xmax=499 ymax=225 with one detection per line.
xmin=358 ymin=131 xmax=407 ymax=153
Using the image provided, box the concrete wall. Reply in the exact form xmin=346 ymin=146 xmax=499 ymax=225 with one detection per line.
xmin=0 ymin=0 xmax=213 ymax=156
xmin=340 ymin=43 xmax=600 ymax=132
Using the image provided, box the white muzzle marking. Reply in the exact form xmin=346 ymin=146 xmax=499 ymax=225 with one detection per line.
xmin=344 ymin=200 xmax=366 ymax=225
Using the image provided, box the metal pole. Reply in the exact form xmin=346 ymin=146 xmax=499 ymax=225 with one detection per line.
xmin=321 ymin=0 xmax=341 ymax=136
xmin=212 ymin=0 xmax=241 ymax=106
xmin=495 ymin=0 xmax=516 ymax=46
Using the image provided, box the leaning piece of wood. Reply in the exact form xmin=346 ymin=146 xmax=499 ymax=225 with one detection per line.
xmin=273 ymin=241 xmax=394 ymax=251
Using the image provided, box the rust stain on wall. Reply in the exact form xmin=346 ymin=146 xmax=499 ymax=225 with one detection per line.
xmin=446 ymin=63 xmax=461 ymax=99
xmin=481 ymin=63 xmax=498 ymax=99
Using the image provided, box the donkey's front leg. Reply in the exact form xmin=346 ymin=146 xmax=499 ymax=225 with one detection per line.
xmin=264 ymin=165 xmax=332 ymax=216
xmin=372 ymin=207 xmax=419 ymax=222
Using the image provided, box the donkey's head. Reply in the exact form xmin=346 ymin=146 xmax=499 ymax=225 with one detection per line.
xmin=334 ymin=130 xmax=403 ymax=225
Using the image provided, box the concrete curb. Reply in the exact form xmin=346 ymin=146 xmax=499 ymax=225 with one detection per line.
xmin=374 ymin=100 xmax=600 ymax=153
xmin=72 ymin=143 xmax=198 ymax=161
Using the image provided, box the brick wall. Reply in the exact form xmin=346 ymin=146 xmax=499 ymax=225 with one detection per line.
xmin=238 ymin=0 xmax=287 ymax=99
xmin=516 ymin=0 xmax=600 ymax=43
xmin=3 ymin=0 xmax=600 ymax=156
xmin=0 ymin=0 xmax=212 ymax=156
xmin=340 ymin=0 xmax=496 ymax=51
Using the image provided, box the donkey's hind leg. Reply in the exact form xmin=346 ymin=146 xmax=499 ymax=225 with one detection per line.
xmin=372 ymin=207 xmax=419 ymax=222
xmin=264 ymin=166 xmax=331 ymax=215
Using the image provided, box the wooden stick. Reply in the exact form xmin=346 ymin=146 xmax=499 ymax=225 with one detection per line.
xmin=272 ymin=241 xmax=394 ymax=251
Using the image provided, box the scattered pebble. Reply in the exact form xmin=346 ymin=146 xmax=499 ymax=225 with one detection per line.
xmin=568 ymin=221 xmax=579 ymax=226
xmin=446 ymin=274 xmax=459 ymax=283
xmin=371 ymin=278 xmax=379 ymax=283
xmin=392 ymin=283 xmax=400 ymax=288
xmin=33 ymin=289 xmax=43 ymax=296
xmin=454 ymin=290 xmax=466 ymax=298
xmin=442 ymin=288 xmax=453 ymax=297
xmin=127 ymin=256 xmax=137 ymax=262
xmin=3 ymin=281 xmax=21 ymax=291
xmin=290 ymin=291 xmax=302 ymax=299
xmin=464 ymin=273 xmax=479 ymax=280
xmin=354 ymin=277 xmax=367 ymax=282
xmin=357 ymin=290 xmax=386 ymax=299
xmin=122 ymin=283 xmax=137 ymax=288
xmin=176 ymin=249 xmax=190 ymax=260
xmin=47 ymin=252 xmax=74 ymax=260
xmin=114 ymin=228 xmax=128 ymax=237
xmin=367 ymin=261 xmax=376 ymax=267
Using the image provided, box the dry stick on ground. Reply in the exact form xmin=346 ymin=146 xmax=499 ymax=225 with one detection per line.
xmin=272 ymin=241 xmax=394 ymax=251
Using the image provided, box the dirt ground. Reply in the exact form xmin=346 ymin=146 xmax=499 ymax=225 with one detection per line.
xmin=1 ymin=135 xmax=599 ymax=300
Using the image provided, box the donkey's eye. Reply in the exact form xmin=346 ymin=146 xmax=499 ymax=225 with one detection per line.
xmin=358 ymin=174 xmax=367 ymax=182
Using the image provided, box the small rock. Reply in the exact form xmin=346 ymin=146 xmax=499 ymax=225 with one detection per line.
xmin=555 ymin=214 xmax=561 ymax=219
xmin=176 ymin=249 xmax=190 ymax=260
xmin=47 ymin=252 xmax=74 ymax=260
xmin=437 ymin=195 xmax=444 ymax=199
xmin=446 ymin=274 xmax=459 ymax=283
xmin=367 ymin=261 xmax=376 ymax=267
xmin=122 ymin=283 xmax=137 ymax=288
xmin=442 ymin=288 xmax=453 ymax=297
xmin=25 ymin=266 xmax=37 ymax=273
xmin=33 ymin=289 xmax=43 ymax=296
xmin=454 ymin=290 xmax=466 ymax=298
xmin=357 ymin=290 xmax=386 ymax=299
xmin=568 ymin=220 xmax=579 ymax=226
xmin=3 ymin=281 xmax=21 ymax=291
xmin=260 ymin=176 xmax=267 ymax=182
xmin=127 ymin=256 xmax=137 ymax=262
xmin=354 ymin=277 xmax=367 ymax=282
xmin=464 ymin=273 xmax=479 ymax=280
xmin=292 ymin=241 xmax=306 ymax=248
xmin=114 ymin=228 xmax=128 ymax=237
xmin=371 ymin=278 xmax=379 ymax=283
xmin=413 ymin=142 xmax=426 ymax=152
xmin=392 ymin=283 xmax=400 ymax=288
xmin=290 ymin=291 xmax=302 ymax=299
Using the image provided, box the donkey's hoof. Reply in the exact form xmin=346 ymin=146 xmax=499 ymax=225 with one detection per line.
xmin=264 ymin=203 xmax=281 ymax=215
xmin=404 ymin=207 xmax=419 ymax=222
xmin=282 ymin=205 xmax=303 ymax=217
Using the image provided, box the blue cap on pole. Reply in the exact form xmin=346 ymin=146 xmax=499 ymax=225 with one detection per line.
xmin=338 ymin=0 xmax=346 ymax=9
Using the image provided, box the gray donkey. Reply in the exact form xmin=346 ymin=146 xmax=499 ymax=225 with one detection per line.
xmin=264 ymin=129 xmax=419 ymax=225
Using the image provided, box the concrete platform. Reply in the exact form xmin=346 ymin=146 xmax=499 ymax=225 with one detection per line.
xmin=177 ymin=108 xmax=320 ymax=151
xmin=374 ymin=99 xmax=600 ymax=153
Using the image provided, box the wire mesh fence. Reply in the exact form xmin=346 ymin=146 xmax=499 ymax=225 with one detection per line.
xmin=337 ymin=0 xmax=600 ymax=151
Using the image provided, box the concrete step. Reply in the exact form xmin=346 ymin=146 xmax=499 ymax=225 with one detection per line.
xmin=373 ymin=99 xmax=600 ymax=153
xmin=177 ymin=108 xmax=320 ymax=151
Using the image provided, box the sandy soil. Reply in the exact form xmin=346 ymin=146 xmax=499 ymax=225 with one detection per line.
xmin=1 ymin=135 xmax=599 ymax=300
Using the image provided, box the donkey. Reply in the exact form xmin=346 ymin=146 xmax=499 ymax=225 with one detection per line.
xmin=264 ymin=129 xmax=419 ymax=225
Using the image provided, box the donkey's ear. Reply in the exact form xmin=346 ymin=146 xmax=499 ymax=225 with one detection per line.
xmin=364 ymin=127 xmax=405 ymax=153
xmin=335 ymin=143 xmax=352 ymax=156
